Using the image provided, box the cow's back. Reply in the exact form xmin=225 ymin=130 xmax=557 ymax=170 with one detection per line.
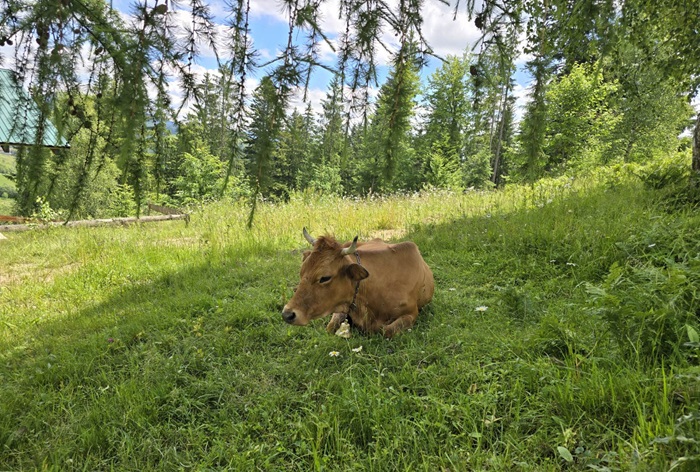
xmin=357 ymin=240 xmax=434 ymax=313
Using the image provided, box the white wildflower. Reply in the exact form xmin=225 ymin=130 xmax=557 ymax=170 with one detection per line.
xmin=475 ymin=306 xmax=489 ymax=312
xmin=329 ymin=351 xmax=340 ymax=357
xmin=352 ymin=346 xmax=363 ymax=353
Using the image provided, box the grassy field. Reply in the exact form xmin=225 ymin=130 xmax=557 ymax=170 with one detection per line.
xmin=0 ymin=196 xmax=13 ymax=214
xmin=0 ymin=153 xmax=16 ymax=215
xmin=0 ymin=153 xmax=14 ymax=174
xmin=1 ymin=169 xmax=699 ymax=470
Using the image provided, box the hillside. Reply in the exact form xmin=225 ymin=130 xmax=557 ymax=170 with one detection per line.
xmin=0 ymin=153 xmax=16 ymax=213
xmin=1 ymin=168 xmax=699 ymax=470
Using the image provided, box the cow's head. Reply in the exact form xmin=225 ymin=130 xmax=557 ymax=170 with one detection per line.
xmin=282 ymin=228 xmax=369 ymax=326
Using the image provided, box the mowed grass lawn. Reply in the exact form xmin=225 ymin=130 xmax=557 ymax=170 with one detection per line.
xmin=1 ymin=171 xmax=699 ymax=470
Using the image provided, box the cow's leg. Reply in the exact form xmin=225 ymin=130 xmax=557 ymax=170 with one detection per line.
xmin=326 ymin=312 xmax=347 ymax=334
xmin=381 ymin=309 xmax=419 ymax=338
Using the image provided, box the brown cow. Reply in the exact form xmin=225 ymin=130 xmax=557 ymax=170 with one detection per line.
xmin=282 ymin=228 xmax=434 ymax=338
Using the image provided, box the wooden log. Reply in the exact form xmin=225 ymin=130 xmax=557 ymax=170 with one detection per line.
xmin=0 ymin=214 xmax=189 ymax=233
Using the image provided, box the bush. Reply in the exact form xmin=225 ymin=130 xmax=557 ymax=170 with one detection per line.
xmin=636 ymin=150 xmax=692 ymax=190
xmin=587 ymin=230 xmax=700 ymax=364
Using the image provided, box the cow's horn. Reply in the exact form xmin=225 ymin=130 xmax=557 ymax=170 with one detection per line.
xmin=303 ymin=227 xmax=316 ymax=245
xmin=342 ymin=236 xmax=358 ymax=255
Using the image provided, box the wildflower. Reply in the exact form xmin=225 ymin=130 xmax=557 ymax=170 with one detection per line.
xmin=352 ymin=346 xmax=363 ymax=353
xmin=648 ymin=243 xmax=656 ymax=248
xmin=475 ymin=306 xmax=488 ymax=312
xmin=449 ymin=287 xmax=456 ymax=291
xmin=566 ymin=262 xmax=577 ymax=266
xmin=107 ymin=338 xmax=114 ymax=343
xmin=329 ymin=351 xmax=340 ymax=357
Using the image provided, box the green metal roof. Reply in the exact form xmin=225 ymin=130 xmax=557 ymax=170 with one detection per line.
xmin=0 ymin=69 xmax=69 ymax=149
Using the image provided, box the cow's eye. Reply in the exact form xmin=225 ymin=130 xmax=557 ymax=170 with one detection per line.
xmin=319 ymin=276 xmax=332 ymax=284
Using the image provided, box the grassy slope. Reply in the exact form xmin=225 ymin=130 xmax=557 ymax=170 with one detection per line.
xmin=0 ymin=195 xmax=13 ymax=214
xmin=0 ymin=154 xmax=14 ymax=175
xmin=0 ymin=154 xmax=16 ymax=214
xmin=1 ymin=173 xmax=699 ymax=470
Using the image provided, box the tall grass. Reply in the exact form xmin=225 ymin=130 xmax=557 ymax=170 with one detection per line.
xmin=1 ymin=166 xmax=699 ymax=470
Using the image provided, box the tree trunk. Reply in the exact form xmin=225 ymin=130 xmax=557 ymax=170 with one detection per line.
xmin=491 ymin=74 xmax=512 ymax=186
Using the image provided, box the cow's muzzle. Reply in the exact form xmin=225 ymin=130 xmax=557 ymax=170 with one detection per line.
xmin=282 ymin=310 xmax=297 ymax=324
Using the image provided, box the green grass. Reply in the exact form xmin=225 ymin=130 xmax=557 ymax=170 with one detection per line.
xmin=0 ymin=196 xmax=13 ymax=214
xmin=1 ymin=170 xmax=699 ymax=470
xmin=0 ymin=154 xmax=17 ymax=212
xmin=0 ymin=153 xmax=15 ymax=175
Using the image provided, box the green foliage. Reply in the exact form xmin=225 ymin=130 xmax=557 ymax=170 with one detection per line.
xmin=105 ymin=184 xmax=136 ymax=217
xmin=317 ymin=76 xmax=347 ymax=170
xmin=587 ymin=256 xmax=699 ymax=364
xmin=356 ymin=43 xmax=422 ymax=193
xmin=585 ymin=190 xmax=700 ymax=364
xmin=2 ymin=0 xmax=700 ymax=220
xmin=542 ymin=63 xmax=621 ymax=174
xmin=424 ymin=134 xmax=463 ymax=191
xmin=275 ymin=107 xmax=317 ymax=196
xmin=190 ymin=71 xmax=240 ymax=160
xmin=43 ymin=128 xmax=124 ymax=219
xmin=463 ymin=145 xmax=494 ymax=189
xmin=608 ymin=39 xmax=695 ymax=164
xmin=245 ymin=76 xmax=290 ymax=224
xmin=418 ymin=54 xmax=472 ymax=163
xmin=30 ymin=195 xmax=60 ymax=222
xmin=637 ymin=151 xmax=693 ymax=190
xmin=172 ymin=139 xmax=224 ymax=204
xmin=306 ymin=162 xmax=343 ymax=195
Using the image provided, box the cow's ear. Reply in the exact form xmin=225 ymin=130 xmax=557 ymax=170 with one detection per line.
xmin=302 ymin=250 xmax=311 ymax=261
xmin=346 ymin=263 xmax=369 ymax=282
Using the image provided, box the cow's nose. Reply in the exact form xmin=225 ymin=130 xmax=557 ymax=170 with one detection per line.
xmin=282 ymin=310 xmax=297 ymax=323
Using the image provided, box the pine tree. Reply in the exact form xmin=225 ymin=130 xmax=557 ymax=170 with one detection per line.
xmin=417 ymin=53 xmax=472 ymax=189
xmin=244 ymin=76 xmax=289 ymax=225
xmin=355 ymin=41 xmax=421 ymax=193
xmin=273 ymin=106 xmax=317 ymax=196
xmin=318 ymin=76 xmax=346 ymax=170
xmin=516 ymin=0 xmax=555 ymax=182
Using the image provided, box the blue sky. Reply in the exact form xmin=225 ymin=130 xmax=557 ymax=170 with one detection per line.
xmin=110 ymin=0 xmax=533 ymax=117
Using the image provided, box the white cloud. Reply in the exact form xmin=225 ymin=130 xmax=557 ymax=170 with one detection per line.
xmin=249 ymin=0 xmax=288 ymax=22
xmin=288 ymin=86 xmax=327 ymax=116
xmin=511 ymin=81 xmax=533 ymax=123
xmin=421 ymin=2 xmax=481 ymax=60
